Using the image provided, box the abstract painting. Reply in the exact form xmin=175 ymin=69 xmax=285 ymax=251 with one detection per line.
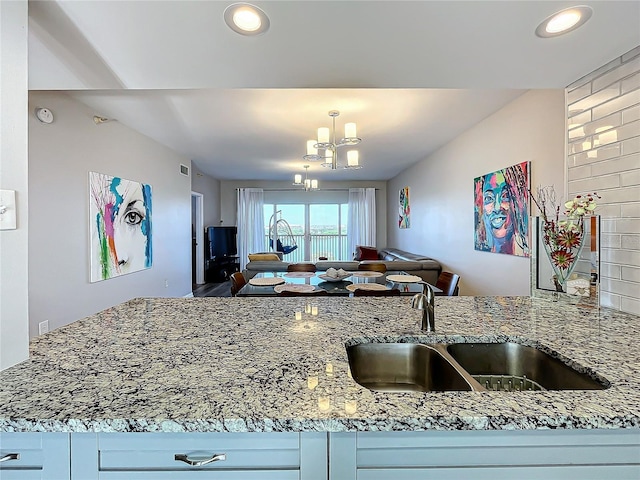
xmin=89 ymin=172 xmax=152 ymax=282
xmin=474 ymin=161 xmax=530 ymax=257
xmin=399 ymin=186 xmax=410 ymax=229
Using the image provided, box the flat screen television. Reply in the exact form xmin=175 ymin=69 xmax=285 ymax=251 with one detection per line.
xmin=206 ymin=226 xmax=237 ymax=259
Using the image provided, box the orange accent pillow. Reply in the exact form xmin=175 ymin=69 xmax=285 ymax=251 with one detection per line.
xmin=356 ymin=246 xmax=379 ymax=260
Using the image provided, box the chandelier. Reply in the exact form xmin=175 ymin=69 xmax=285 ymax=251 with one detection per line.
xmin=303 ymin=110 xmax=362 ymax=169
xmin=293 ymin=165 xmax=318 ymax=191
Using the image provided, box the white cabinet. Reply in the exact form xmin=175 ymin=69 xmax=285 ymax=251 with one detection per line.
xmin=0 ymin=432 xmax=70 ymax=480
xmin=71 ymin=432 xmax=327 ymax=480
xmin=329 ymin=429 xmax=640 ymax=480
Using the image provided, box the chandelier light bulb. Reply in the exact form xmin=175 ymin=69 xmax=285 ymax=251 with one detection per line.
xmin=344 ymin=122 xmax=357 ymax=139
xmin=311 ymin=179 xmax=318 ymax=190
xmin=318 ymin=127 xmax=330 ymax=144
xmin=347 ymin=150 xmax=359 ymax=167
xmin=306 ymin=140 xmax=318 ymax=156
xmin=304 ymin=178 xmax=311 ymax=190
xmin=293 ymin=174 xmax=302 ymax=185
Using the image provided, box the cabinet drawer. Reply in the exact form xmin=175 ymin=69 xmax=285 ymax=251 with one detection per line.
xmin=72 ymin=432 xmax=327 ymax=480
xmin=0 ymin=432 xmax=70 ymax=480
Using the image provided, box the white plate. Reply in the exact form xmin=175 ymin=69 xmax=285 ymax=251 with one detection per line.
xmin=274 ymin=284 xmax=316 ymax=293
xmin=352 ymin=271 xmax=384 ymax=278
xmin=318 ymin=273 xmax=352 ymax=282
xmin=386 ymin=274 xmax=422 ymax=283
xmin=346 ymin=283 xmax=388 ymax=292
xmin=249 ymin=277 xmax=285 ymax=286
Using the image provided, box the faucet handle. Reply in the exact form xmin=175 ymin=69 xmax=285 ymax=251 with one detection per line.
xmin=411 ymin=293 xmax=427 ymax=309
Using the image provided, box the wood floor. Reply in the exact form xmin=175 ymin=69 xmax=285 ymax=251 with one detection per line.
xmin=192 ymin=280 xmax=232 ymax=297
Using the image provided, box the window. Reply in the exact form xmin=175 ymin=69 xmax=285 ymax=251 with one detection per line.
xmin=264 ymin=202 xmax=348 ymax=261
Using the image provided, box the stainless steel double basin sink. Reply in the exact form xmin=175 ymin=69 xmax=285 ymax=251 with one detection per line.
xmin=346 ymin=342 xmax=609 ymax=392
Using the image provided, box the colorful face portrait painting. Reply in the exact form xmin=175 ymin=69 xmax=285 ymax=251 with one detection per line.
xmin=399 ymin=186 xmax=410 ymax=229
xmin=474 ymin=161 xmax=530 ymax=257
xmin=89 ymin=172 xmax=152 ymax=282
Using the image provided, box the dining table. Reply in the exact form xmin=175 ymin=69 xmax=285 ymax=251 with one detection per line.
xmin=236 ymin=271 xmax=442 ymax=297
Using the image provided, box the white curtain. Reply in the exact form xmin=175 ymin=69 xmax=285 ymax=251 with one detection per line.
xmin=347 ymin=188 xmax=376 ymax=259
xmin=237 ymin=188 xmax=265 ymax=271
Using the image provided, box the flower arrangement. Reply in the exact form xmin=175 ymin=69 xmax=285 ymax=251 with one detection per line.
xmin=530 ymin=186 xmax=599 ymax=292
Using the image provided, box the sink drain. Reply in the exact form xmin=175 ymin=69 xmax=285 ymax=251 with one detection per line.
xmin=473 ymin=375 xmax=546 ymax=391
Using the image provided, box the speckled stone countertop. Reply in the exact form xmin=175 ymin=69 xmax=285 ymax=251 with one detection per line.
xmin=1 ymin=296 xmax=639 ymax=432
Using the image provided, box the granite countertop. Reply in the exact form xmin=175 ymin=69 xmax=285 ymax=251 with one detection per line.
xmin=1 ymin=296 xmax=639 ymax=433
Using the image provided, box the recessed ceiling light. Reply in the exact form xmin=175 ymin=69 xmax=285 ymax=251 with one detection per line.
xmin=224 ymin=3 xmax=270 ymax=36
xmin=535 ymin=5 xmax=593 ymax=38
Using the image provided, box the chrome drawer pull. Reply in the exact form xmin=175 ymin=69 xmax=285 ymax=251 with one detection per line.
xmin=0 ymin=453 xmax=20 ymax=463
xmin=174 ymin=453 xmax=226 ymax=466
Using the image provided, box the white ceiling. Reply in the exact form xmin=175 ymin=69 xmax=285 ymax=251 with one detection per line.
xmin=27 ymin=1 xmax=640 ymax=181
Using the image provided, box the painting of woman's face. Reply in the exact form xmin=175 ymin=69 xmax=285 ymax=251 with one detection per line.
xmin=474 ymin=162 xmax=530 ymax=257
xmin=89 ymin=172 xmax=152 ymax=282
xmin=482 ymin=171 xmax=514 ymax=241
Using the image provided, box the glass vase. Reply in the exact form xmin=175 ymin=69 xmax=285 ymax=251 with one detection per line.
xmin=539 ymin=217 xmax=585 ymax=292
xmin=531 ymin=215 xmax=600 ymax=305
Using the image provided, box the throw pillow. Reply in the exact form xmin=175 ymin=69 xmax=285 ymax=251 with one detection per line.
xmin=248 ymin=253 xmax=282 ymax=261
xmin=355 ymin=246 xmax=379 ymax=261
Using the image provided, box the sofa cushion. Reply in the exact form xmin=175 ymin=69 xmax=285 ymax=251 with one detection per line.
xmin=248 ymin=253 xmax=282 ymax=261
xmin=355 ymin=245 xmax=379 ymax=260
xmin=245 ymin=260 xmax=290 ymax=272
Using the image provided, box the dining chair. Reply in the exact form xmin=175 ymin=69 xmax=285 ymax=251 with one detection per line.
xmin=353 ymin=288 xmax=400 ymax=297
xmin=435 ymin=271 xmax=460 ymax=296
xmin=357 ymin=263 xmax=387 ymax=273
xmin=277 ymin=290 xmax=329 ymax=297
xmin=230 ymin=272 xmax=247 ymax=297
xmin=287 ymin=263 xmax=317 ymax=273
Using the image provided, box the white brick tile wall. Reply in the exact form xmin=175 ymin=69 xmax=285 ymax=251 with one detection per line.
xmin=615 ymin=218 xmax=640 ymax=233
xmin=622 ymin=104 xmax=640 ymax=123
xmin=600 ymin=186 xmax=640 ymax=204
xmin=621 ymin=170 xmax=640 ymax=187
xmin=622 ymin=73 xmax=640 ymax=94
xmin=567 ymin=47 xmax=640 ymax=314
xmin=621 ymin=136 xmax=640 ymax=155
xmin=621 ymin=235 xmax=640 ymax=249
xmin=621 ymin=296 xmax=640 ymax=315
xmin=593 ymin=89 xmax=640 ymax=119
xmin=622 ymin=46 xmax=640 ymax=62
xmin=621 ymin=203 xmax=640 ymax=217
xmin=622 ymin=265 xmax=640 ymax=282
xmin=567 ymin=83 xmax=591 ymax=104
xmin=591 ymin=153 xmax=640 ymax=176
xmin=569 ymin=173 xmax=620 ymax=192
xmin=569 ymin=87 xmax=620 ymax=115
xmin=601 ymin=233 xmax=622 ymax=249
xmin=600 ymin=262 xmax=621 ymax=278
xmin=593 ymin=57 xmax=640 ymax=91
xmin=600 ymin=248 xmax=640 ymax=267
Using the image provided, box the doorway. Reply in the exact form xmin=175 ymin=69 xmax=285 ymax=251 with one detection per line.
xmin=191 ymin=192 xmax=205 ymax=285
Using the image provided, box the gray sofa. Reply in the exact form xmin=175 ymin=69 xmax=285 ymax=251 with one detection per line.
xmin=243 ymin=247 xmax=442 ymax=284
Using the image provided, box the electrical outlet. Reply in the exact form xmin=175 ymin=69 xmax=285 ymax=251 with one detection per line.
xmin=39 ymin=320 xmax=49 ymax=335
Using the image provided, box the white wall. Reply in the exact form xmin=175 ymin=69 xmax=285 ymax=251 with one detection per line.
xmin=220 ymin=180 xmax=388 ymax=247
xmin=388 ymin=90 xmax=565 ymax=296
xmin=0 ymin=0 xmax=30 ymax=370
xmin=28 ymin=91 xmax=192 ymax=337
xmin=190 ymin=163 xmax=221 ymax=228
